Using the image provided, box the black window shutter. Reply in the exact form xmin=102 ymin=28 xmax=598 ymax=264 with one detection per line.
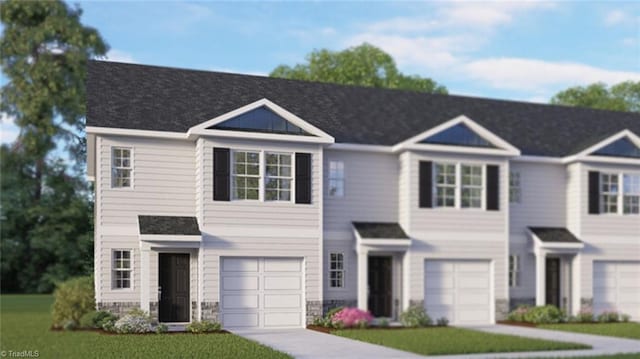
xmin=588 ymin=171 xmax=600 ymax=214
xmin=295 ymin=153 xmax=312 ymax=204
xmin=419 ymin=161 xmax=433 ymax=208
xmin=486 ymin=165 xmax=499 ymax=211
xmin=213 ymin=148 xmax=230 ymax=201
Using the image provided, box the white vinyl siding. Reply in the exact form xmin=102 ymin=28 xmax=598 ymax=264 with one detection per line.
xmin=111 ymin=147 xmax=132 ymax=188
xmin=112 ymin=250 xmax=132 ymax=289
xmin=329 ymin=252 xmax=345 ymax=288
xmin=328 ymin=160 xmax=345 ymax=197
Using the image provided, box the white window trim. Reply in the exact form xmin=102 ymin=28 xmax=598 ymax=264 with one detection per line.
xmin=600 ymin=172 xmax=640 ymax=216
xmin=328 ymin=252 xmax=346 ymax=289
xmin=509 ymin=171 xmax=521 ymax=204
xmin=509 ymin=255 xmax=520 ymax=287
xmin=111 ymin=146 xmax=134 ymax=189
xmin=328 ymin=160 xmax=345 ymax=198
xmin=622 ymin=173 xmax=640 ymax=215
xmin=264 ymin=151 xmax=294 ymax=202
xmin=230 ymin=149 xmax=296 ymax=203
xmin=433 ymin=162 xmax=487 ymax=210
xmin=231 ymin=149 xmax=261 ymax=201
xmin=112 ymin=249 xmax=134 ymax=291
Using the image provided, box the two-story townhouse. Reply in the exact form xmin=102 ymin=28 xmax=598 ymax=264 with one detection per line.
xmin=87 ymin=61 xmax=640 ymax=329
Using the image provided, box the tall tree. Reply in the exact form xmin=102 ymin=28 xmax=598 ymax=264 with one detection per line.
xmin=1 ymin=0 xmax=108 ymax=198
xmin=550 ymin=81 xmax=640 ymax=113
xmin=270 ymin=43 xmax=447 ymax=94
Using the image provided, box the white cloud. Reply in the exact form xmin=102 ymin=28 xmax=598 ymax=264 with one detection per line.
xmin=1 ymin=113 xmax=19 ymax=144
xmin=463 ymin=57 xmax=640 ymax=92
xmin=604 ymin=10 xmax=627 ymax=26
xmin=105 ymin=49 xmax=136 ymax=64
xmin=209 ymin=67 xmax=268 ymax=77
xmin=622 ymin=37 xmax=637 ymax=46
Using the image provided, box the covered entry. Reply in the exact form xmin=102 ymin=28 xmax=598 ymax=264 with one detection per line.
xmin=158 ymin=253 xmax=190 ymax=322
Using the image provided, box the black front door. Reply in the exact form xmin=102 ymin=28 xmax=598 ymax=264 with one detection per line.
xmin=368 ymin=256 xmax=392 ymax=317
xmin=159 ymin=253 xmax=190 ymax=322
xmin=546 ymin=257 xmax=560 ymax=307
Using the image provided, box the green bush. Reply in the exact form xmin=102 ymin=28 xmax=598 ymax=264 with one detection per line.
xmin=326 ymin=306 xmax=344 ymax=320
xmin=51 ymin=276 xmax=95 ymax=329
xmin=575 ymin=308 xmax=595 ymax=323
xmin=597 ymin=311 xmax=620 ymax=323
xmin=186 ymin=320 xmax=222 ymax=333
xmin=436 ymin=317 xmax=449 ymax=327
xmin=507 ymin=305 xmax=532 ymax=322
xmin=378 ymin=318 xmax=390 ymax=327
xmin=155 ymin=323 xmax=169 ymax=334
xmin=523 ymin=305 xmax=565 ymax=324
xmin=112 ymin=309 xmax=155 ymax=334
xmin=621 ymin=314 xmax=631 ymax=322
xmin=79 ymin=310 xmax=118 ymax=329
xmin=312 ymin=316 xmax=332 ymax=327
xmin=400 ymin=306 xmax=432 ymax=327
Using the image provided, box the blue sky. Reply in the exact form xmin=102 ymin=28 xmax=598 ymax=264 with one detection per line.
xmin=2 ymin=0 xmax=640 ymax=144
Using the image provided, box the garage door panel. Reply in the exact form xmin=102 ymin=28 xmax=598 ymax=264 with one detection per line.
xmin=426 ymin=261 xmax=454 ymax=273
xmin=264 ymin=276 xmax=301 ymax=290
xmin=593 ymin=261 xmax=640 ymax=321
xmin=457 ymin=275 xmax=489 ymax=289
xmin=223 ymin=313 xmax=259 ymax=327
xmin=264 ymin=258 xmax=301 ymax=272
xmin=458 ymin=292 xmax=490 ymax=306
xmin=425 ymin=291 xmax=454 ymax=305
xmin=222 ymin=295 xmax=259 ymax=309
xmin=223 ymin=258 xmax=259 ymax=272
xmin=223 ymin=276 xmax=259 ymax=291
xmin=264 ymin=294 xmax=301 ymax=308
xmin=264 ymin=312 xmax=302 ymax=327
xmin=618 ymin=264 xmax=640 ymax=274
xmin=425 ymin=274 xmax=454 ymax=289
xmin=458 ymin=309 xmax=490 ymax=323
xmin=456 ymin=262 xmax=488 ymax=272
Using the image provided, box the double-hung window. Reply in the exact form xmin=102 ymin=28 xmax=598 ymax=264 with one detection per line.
xmin=510 ymin=171 xmax=521 ymax=203
xmin=232 ymin=151 xmax=260 ymax=200
xmin=461 ymin=165 xmax=483 ymax=208
xmin=509 ymin=255 xmax=520 ymax=287
xmin=329 ymin=253 xmax=344 ymax=288
xmin=623 ymin=174 xmax=640 ymax=214
xmin=113 ymin=250 xmax=132 ymax=289
xmin=112 ymin=147 xmax=132 ymax=188
xmin=328 ymin=161 xmax=345 ymax=197
xmin=601 ymin=173 xmax=619 ymax=214
xmin=435 ymin=163 xmax=456 ymax=207
xmin=265 ymin=153 xmax=292 ymax=201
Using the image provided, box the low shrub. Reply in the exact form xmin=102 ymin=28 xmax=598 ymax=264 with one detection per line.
xmin=507 ymin=305 xmax=532 ymax=322
xmin=378 ymin=318 xmax=390 ymax=328
xmin=186 ymin=320 xmax=222 ymax=333
xmin=51 ymin=276 xmax=95 ymax=329
xmin=326 ymin=306 xmax=344 ymax=320
xmin=436 ymin=317 xmax=449 ymax=327
xmin=155 ymin=323 xmax=169 ymax=334
xmin=112 ymin=309 xmax=155 ymax=334
xmin=79 ymin=310 xmax=118 ymax=329
xmin=575 ymin=307 xmax=595 ymax=323
xmin=523 ymin=305 xmax=565 ymax=324
xmin=312 ymin=316 xmax=332 ymax=327
xmin=597 ymin=311 xmax=620 ymax=323
xmin=332 ymin=307 xmax=373 ymax=328
xmin=400 ymin=306 xmax=431 ymax=328
xmin=621 ymin=314 xmax=631 ymax=323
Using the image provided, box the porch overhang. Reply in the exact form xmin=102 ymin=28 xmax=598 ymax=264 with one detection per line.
xmin=352 ymin=222 xmax=411 ymax=253
xmin=528 ymin=227 xmax=584 ymax=254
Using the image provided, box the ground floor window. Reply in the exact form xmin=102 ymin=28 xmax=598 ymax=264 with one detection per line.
xmin=329 ymin=252 xmax=344 ymax=288
xmin=113 ymin=250 xmax=132 ymax=289
xmin=509 ymin=255 xmax=520 ymax=287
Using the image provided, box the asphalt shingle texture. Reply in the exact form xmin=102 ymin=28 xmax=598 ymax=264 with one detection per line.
xmin=138 ymin=215 xmax=201 ymax=235
xmin=529 ymin=227 xmax=582 ymax=243
xmin=87 ymin=61 xmax=640 ymax=157
xmin=353 ymin=222 xmax=409 ymax=239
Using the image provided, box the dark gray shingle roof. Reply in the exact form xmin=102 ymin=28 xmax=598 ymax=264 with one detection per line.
xmin=138 ymin=215 xmax=200 ymax=235
xmin=87 ymin=61 xmax=640 ymax=157
xmin=353 ymin=222 xmax=409 ymax=239
xmin=529 ymin=227 xmax=581 ymax=243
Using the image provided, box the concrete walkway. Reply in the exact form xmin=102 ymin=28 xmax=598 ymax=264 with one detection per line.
xmin=233 ymin=328 xmax=423 ymax=359
xmin=235 ymin=325 xmax=640 ymax=359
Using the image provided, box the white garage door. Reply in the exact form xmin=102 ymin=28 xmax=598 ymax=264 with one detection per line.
xmin=424 ymin=260 xmax=492 ymax=325
xmin=220 ymin=257 xmax=304 ymax=329
xmin=593 ymin=261 xmax=640 ymax=320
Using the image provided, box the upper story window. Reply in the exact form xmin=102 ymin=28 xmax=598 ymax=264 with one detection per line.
xmin=111 ymin=147 xmax=132 ymax=188
xmin=232 ymin=151 xmax=260 ymax=200
xmin=509 ymin=171 xmax=521 ymax=203
xmin=623 ymin=174 xmax=640 ymax=214
xmin=435 ymin=163 xmax=456 ymax=207
xmin=328 ymin=161 xmax=345 ymax=197
xmin=265 ymin=153 xmax=292 ymax=201
xmin=509 ymin=255 xmax=520 ymax=287
xmin=329 ymin=252 xmax=345 ymax=288
xmin=601 ymin=173 xmax=619 ymax=214
xmin=461 ymin=165 xmax=483 ymax=208
xmin=113 ymin=250 xmax=132 ymax=289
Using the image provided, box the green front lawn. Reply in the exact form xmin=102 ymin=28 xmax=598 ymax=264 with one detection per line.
xmin=334 ymin=327 xmax=590 ymax=356
xmin=539 ymin=323 xmax=640 ymax=340
xmin=0 ymin=295 xmax=291 ymax=359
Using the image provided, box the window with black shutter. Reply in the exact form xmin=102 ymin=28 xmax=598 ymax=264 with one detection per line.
xmin=213 ymin=148 xmax=230 ymax=201
xmin=295 ymin=153 xmax=312 ymax=204
xmin=419 ymin=161 xmax=433 ymax=208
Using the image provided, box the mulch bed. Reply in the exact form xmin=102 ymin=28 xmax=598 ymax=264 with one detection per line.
xmin=307 ymin=325 xmax=448 ymax=333
xmin=50 ymin=326 xmax=230 ymax=335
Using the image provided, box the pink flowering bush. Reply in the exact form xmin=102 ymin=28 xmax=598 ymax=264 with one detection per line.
xmin=331 ymin=307 xmax=373 ymax=328
xmin=575 ymin=306 xmax=594 ymax=322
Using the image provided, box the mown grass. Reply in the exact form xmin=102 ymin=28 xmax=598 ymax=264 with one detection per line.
xmin=334 ymin=327 xmax=590 ymax=356
xmin=539 ymin=322 xmax=640 ymax=340
xmin=0 ymin=295 xmax=291 ymax=359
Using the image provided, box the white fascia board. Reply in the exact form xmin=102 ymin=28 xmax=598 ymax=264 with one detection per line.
xmin=568 ymin=155 xmax=640 ymax=166
xmin=359 ymin=238 xmax=412 ymax=247
xmin=329 ymin=143 xmax=394 ymax=153
xmin=398 ymin=143 xmax=520 ymax=157
xmin=189 ymin=128 xmax=334 ymax=144
xmin=392 ymin=115 xmax=521 ymax=156
xmin=187 ymin=98 xmax=335 ymax=143
xmin=86 ymin=126 xmax=189 ymax=140
xmin=566 ymin=129 xmax=640 ymax=163
xmin=513 ymin=155 xmax=564 ymax=164
xmin=528 ymin=230 xmax=584 ymax=252
xmin=139 ymin=234 xmax=202 ymax=242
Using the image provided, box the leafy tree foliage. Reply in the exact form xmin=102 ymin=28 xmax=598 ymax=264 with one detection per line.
xmin=551 ymin=81 xmax=640 ymax=112
xmin=270 ymin=43 xmax=447 ymax=94
xmin=0 ymin=0 xmax=105 ymax=292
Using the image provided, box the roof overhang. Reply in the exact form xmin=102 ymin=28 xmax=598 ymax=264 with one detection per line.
xmin=563 ymin=129 xmax=640 ymax=165
xmin=527 ymin=228 xmax=584 ymax=253
xmin=353 ymin=226 xmax=411 ymax=253
xmin=392 ymin=115 xmax=521 ymax=156
xmin=137 ymin=215 xmax=202 ymax=245
xmin=186 ymin=98 xmax=335 ymax=144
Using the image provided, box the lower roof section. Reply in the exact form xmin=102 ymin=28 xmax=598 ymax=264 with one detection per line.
xmin=138 ymin=215 xmax=201 ymax=236
xmin=352 ymin=222 xmax=409 ymax=240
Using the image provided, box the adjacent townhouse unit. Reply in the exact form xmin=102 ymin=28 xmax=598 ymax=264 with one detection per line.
xmin=86 ymin=61 xmax=640 ymax=329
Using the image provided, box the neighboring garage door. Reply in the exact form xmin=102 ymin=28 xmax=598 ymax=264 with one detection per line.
xmin=424 ymin=260 xmax=492 ymax=325
xmin=220 ymin=257 xmax=304 ymax=329
xmin=593 ymin=261 xmax=640 ymax=320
